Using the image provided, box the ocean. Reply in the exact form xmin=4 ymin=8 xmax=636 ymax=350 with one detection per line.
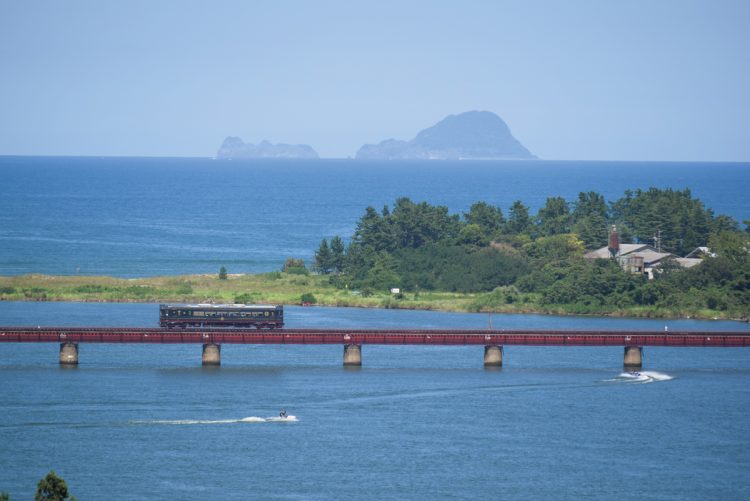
xmin=1 ymin=156 xmax=749 ymax=499
xmin=0 ymin=156 xmax=748 ymax=276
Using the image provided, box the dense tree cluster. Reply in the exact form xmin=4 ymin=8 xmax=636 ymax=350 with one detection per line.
xmin=313 ymin=189 xmax=749 ymax=315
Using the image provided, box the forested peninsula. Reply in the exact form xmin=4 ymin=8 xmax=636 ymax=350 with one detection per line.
xmin=1 ymin=188 xmax=748 ymax=320
xmin=310 ymin=188 xmax=750 ymax=319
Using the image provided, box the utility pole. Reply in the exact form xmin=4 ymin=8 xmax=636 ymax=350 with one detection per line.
xmin=654 ymin=229 xmax=662 ymax=253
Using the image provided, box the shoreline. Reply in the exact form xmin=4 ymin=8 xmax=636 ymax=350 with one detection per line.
xmin=1 ymin=273 xmax=747 ymax=323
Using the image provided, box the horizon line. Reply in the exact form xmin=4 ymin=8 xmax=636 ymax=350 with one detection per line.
xmin=1 ymin=154 xmax=749 ymax=164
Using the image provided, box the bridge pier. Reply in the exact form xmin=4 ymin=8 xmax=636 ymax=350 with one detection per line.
xmin=624 ymin=346 xmax=643 ymax=370
xmin=484 ymin=345 xmax=503 ymax=367
xmin=59 ymin=342 xmax=79 ymax=365
xmin=343 ymin=344 xmax=362 ymax=366
xmin=202 ymin=343 xmax=221 ymax=366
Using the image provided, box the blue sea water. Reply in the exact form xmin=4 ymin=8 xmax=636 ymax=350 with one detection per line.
xmin=0 ymin=156 xmax=748 ymax=276
xmin=0 ymin=303 xmax=749 ymax=500
xmin=1 ymin=156 xmax=750 ymax=499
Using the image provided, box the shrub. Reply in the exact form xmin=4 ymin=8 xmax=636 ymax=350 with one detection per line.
xmin=122 ymin=285 xmax=155 ymax=298
xmin=300 ymin=292 xmax=317 ymax=304
xmin=73 ymin=284 xmax=110 ymax=293
xmin=282 ymin=258 xmax=306 ymax=272
xmin=174 ymin=283 xmax=193 ymax=295
xmin=23 ymin=288 xmax=48 ymax=300
xmin=286 ymin=266 xmax=309 ymax=276
xmin=234 ymin=292 xmax=260 ymax=304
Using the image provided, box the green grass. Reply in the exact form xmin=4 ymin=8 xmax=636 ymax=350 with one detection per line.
xmin=0 ymin=272 xmax=744 ymax=320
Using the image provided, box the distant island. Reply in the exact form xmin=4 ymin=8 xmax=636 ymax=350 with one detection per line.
xmin=216 ymin=137 xmax=319 ymax=159
xmin=356 ymin=111 xmax=535 ymax=160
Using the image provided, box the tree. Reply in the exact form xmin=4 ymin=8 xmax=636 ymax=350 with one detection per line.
xmin=456 ymin=224 xmax=486 ymax=247
xmin=389 ymin=197 xmax=460 ymax=249
xmin=523 ymin=234 xmax=585 ymax=263
xmin=537 ymin=197 xmax=572 ymax=236
xmin=464 ymin=201 xmax=504 ymax=239
xmin=609 ymin=188 xmax=721 ymax=255
xmin=352 ymin=206 xmax=391 ymax=251
xmin=505 ymin=200 xmax=532 ymax=235
xmin=708 ymin=231 xmax=750 ymax=265
xmin=713 ymin=214 xmax=739 ymax=234
xmin=36 ymin=471 xmax=76 ymax=501
xmin=218 ymin=266 xmax=228 ymax=280
xmin=330 ymin=236 xmax=345 ymax=273
xmin=572 ymin=191 xmax=609 ymax=249
xmin=314 ymin=239 xmax=333 ymax=274
xmin=1 ymin=492 xmax=9 ymax=501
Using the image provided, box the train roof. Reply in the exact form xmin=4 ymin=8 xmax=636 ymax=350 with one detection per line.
xmin=159 ymin=303 xmax=282 ymax=309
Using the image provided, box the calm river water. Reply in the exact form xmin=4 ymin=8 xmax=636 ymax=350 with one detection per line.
xmin=1 ymin=302 xmax=749 ymax=499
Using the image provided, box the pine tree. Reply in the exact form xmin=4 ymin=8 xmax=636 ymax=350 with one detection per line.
xmin=572 ymin=191 xmax=608 ymax=248
xmin=314 ymin=239 xmax=333 ymax=274
xmin=537 ymin=197 xmax=572 ymax=236
xmin=464 ymin=201 xmax=504 ymax=239
xmin=218 ymin=266 xmax=228 ymax=280
xmin=505 ymin=200 xmax=532 ymax=235
xmin=35 ymin=471 xmax=76 ymax=501
xmin=330 ymin=236 xmax=345 ymax=273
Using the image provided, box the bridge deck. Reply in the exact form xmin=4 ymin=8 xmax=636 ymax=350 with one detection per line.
xmin=1 ymin=327 xmax=750 ymax=347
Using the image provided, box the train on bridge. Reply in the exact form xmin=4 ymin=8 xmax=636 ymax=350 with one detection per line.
xmin=3 ymin=303 xmax=749 ymax=369
xmin=159 ymin=304 xmax=284 ymax=329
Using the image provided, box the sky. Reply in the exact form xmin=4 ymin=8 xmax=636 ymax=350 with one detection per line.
xmin=1 ymin=0 xmax=749 ymax=161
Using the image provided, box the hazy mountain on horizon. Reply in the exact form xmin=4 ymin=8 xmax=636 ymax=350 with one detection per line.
xmin=216 ymin=137 xmax=319 ymax=159
xmin=356 ymin=111 xmax=535 ymax=160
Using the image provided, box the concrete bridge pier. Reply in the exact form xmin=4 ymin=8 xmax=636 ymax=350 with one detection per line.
xmin=202 ymin=343 xmax=221 ymax=366
xmin=624 ymin=346 xmax=643 ymax=370
xmin=343 ymin=344 xmax=362 ymax=366
xmin=484 ymin=345 xmax=503 ymax=367
xmin=59 ymin=342 xmax=79 ymax=365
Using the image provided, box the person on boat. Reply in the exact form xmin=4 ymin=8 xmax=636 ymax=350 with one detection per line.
xmin=279 ymin=409 xmax=287 ymax=418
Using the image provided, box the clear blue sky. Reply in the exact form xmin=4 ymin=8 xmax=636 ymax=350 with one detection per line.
xmin=1 ymin=0 xmax=748 ymax=160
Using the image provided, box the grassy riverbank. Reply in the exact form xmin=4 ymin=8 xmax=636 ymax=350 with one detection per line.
xmin=0 ymin=272 xmax=743 ymax=321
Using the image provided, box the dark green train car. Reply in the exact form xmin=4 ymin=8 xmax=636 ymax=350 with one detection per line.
xmin=159 ymin=303 xmax=284 ymax=329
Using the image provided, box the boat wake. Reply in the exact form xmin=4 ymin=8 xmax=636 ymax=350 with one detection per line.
xmin=606 ymin=371 xmax=674 ymax=384
xmin=132 ymin=415 xmax=298 ymax=425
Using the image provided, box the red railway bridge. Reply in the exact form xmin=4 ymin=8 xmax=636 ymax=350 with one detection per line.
xmin=2 ymin=327 xmax=750 ymax=368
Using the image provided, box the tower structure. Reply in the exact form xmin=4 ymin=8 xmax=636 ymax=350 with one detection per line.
xmin=608 ymin=225 xmax=620 ymax=258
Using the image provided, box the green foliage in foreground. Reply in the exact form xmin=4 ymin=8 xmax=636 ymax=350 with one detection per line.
xmin=35 ymin=471 xmax=76 ymax=501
